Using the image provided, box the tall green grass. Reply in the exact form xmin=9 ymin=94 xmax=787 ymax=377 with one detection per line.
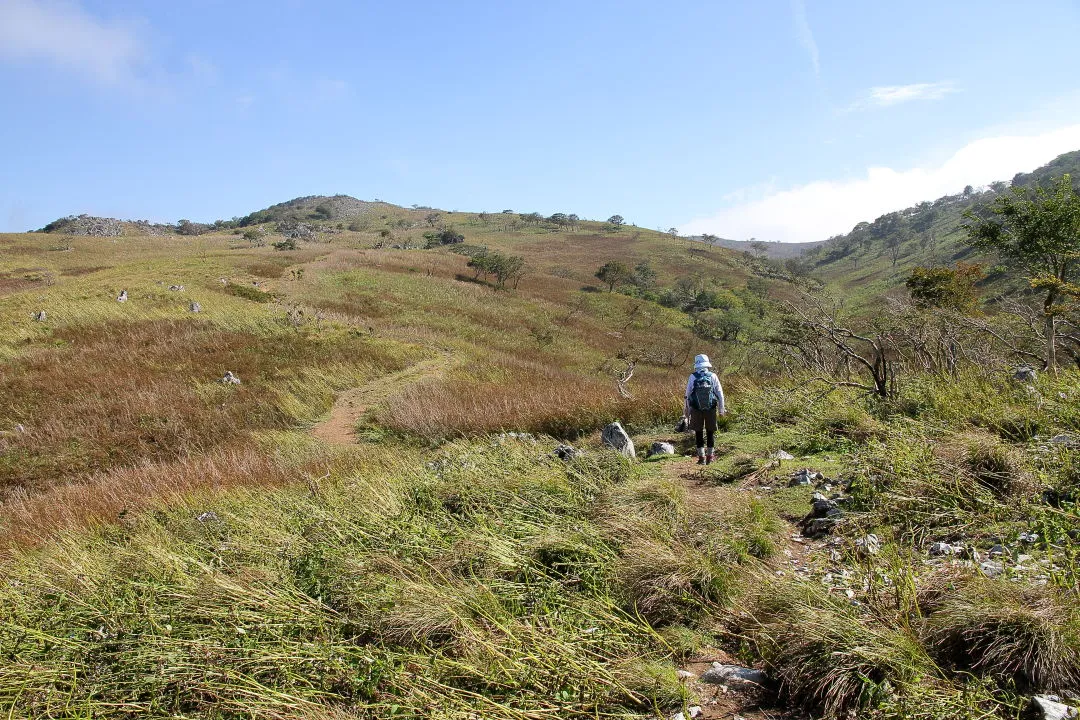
xmin=0 ymin=437 xmax=779 ymax=718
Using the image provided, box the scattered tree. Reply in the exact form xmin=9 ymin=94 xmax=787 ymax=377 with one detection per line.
xmin=468 ymin=249 xmax=527 ymax=290
xmin=595 ymin=261 xmax=632 ymax=291
xmin=964 ymin=174 xmax=1080 ymax=372
xmin=424 ymin=227 xmax=465 ymax=247
xmin=905 ymin=264 xmax=984 ymax=312
xmin=631 ymin=261 xmax=657 ymax=290
xmin=607 ymin=215 xmax=624 ymax=229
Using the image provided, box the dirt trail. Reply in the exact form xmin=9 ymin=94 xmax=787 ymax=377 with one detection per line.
xmin=311 ymin=355 xmax=454 ymax=445
xmin=656 ymin=455 xmax=810 ymax=720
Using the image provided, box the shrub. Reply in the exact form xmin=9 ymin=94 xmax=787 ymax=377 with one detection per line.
xmin=745 ymin=579 xmax=939 ymax=717
xmin=923 ymin=579 xmax=1080 ymax=693
xmin=961 ymin=432 xmax=1030 ymax=496
xmin=273 ymin=237 xmax=297 ymax=251
xmin=226 ymin=283 xmax=275 ymax=303
xmin=423 ymin=228 xmax=464 ymax=247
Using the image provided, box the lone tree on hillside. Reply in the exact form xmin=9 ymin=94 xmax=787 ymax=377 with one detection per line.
xmin=595 ymin=261 xmax=632 ymax=291
xmin=467 ymin=249 xmax=527 ymax=290
xmin=964 ymin=174 xmax=1080 ymax=373
xmin=607 ymin=215 xmax=625 ymax=229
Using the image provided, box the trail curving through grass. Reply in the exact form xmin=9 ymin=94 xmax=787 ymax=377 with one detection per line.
xmin=311 ymin=351 xmax=458 ymax=445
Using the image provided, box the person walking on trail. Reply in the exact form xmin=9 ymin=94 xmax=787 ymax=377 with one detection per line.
xmin=685 ymin=354 xmax=725 ymax=465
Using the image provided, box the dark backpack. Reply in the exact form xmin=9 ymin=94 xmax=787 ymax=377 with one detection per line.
xmin=690 ymin=370 xmax=716 ymax=411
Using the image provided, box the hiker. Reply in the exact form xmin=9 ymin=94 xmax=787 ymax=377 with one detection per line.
xmin=684 ymin=354 xmax=725 ymax=464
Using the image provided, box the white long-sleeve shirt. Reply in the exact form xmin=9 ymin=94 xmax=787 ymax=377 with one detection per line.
xmin=685 ymin=371 xmax=725 ymax=414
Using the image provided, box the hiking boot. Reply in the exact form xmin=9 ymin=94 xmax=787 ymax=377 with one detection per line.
xmin=696 ymin=454 xmax=705 ymax=465
xmin=705 ymin=451 xmax=715 ymax=465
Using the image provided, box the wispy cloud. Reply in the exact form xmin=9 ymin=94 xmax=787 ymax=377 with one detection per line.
xmin=867 ymin=81 xmax=958 ymax=107
xmin=0 ymin=0 xmax=146 ymax=85
xmin=792 ymin=0 xmax=819 ymax=77
xmin=680 ymin=124 xmax=1080 ymax=243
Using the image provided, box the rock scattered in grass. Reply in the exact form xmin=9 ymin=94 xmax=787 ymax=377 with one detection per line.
xmin=554 ymin=443 xmax=581 ymax=461
xmin=699 ymin=663 xmax=768 ymax=690
xmin=221 ymin=371 xmax=241 ymax=385
xmin=117 ymin=289 xmax=128 ymax=302
xmin=649 ymin=441 xmax=676 ymax=457
xmin=169 ymin=285 xmax=185 ymax=291
xmin=1013 ymin=365 xmax=1038 ymax=383
xmin=789 ymin=468 xmax=822 ymax=486
xmin=1030 ymin=695 xmax=1078 ymax=720
xmin=930 ymin=541 xmax=958 ymax=556
xmin=34 ymin=310 xmax=46 ymax=321
xmin=601 ymin=421 xmax=635 ymax=459
xmin=189 ymin=301 xmax=201 ymax=313
xmin=772 ymin=450 xmax=795 ymax=461
xmin=855 ymin=534 xmax=881 ymax=556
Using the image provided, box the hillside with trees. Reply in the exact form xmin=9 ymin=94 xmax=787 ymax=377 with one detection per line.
xmin=804 ymin=150 xmax=1080 ymax=302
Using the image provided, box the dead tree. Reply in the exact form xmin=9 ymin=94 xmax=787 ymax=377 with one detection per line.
xmin=785 ymin=294 xmax=898 ymax=399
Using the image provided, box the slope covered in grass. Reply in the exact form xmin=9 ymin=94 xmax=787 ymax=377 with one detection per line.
xmin=2 ymin=196 xmax=1079 ymax=719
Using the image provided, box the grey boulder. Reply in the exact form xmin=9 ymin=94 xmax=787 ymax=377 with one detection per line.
xmin=1030 ymin=695 xmax=1078 ymax=720
xmin=699 ymin=663 xmax=768 ymax=690
xmin=554 ymin=443 xmax=581 ymax=461
xmin=1013 ymin=365 xmax=1038 ymax=383
xmin=649 ymin=441 xmax=676 ymax=457
xmin=601 ymin=422 xmax=635 ymax=459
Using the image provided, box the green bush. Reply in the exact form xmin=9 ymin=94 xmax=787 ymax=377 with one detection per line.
xmin=226 ymin=283 xmax=275 ymax=303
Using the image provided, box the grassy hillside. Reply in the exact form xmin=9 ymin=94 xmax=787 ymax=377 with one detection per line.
xmin=2 ymin=197 xmax=1078 ymax=719
xmin=804 ymin=149 xmax=1080 ymax=305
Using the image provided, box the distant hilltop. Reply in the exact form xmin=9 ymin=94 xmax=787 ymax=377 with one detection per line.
xmin=35 ymin=195 xmax=409 ymax=237
xmin=702 ymin=237 xmax=826 ymax=259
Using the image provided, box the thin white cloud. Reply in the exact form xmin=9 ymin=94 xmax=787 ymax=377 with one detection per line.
xmin=681 ymin=124 xmax=1080 ymax=243
xmin=867 ymin=81 xmax=958 ymax=108
xmin=0 ymin=0 xmax=146 ymax=85
xmin=792 ymin=0 xmax=819 ymax=77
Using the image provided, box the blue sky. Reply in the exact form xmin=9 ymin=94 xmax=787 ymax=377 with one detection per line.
xmin=2 ymin=0 xmax=1079 ymax=241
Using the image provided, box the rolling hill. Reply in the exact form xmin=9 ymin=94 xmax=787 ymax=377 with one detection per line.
xmin=3 ymin=171 xmax=1079 ymax=719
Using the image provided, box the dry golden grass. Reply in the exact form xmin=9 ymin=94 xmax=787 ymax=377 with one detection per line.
xmin=0 ymin=318 xmax=405 ymax=497
xmin=0 ymin=442 xmax=293 ymax=549
xmin=375 ymin=359 xmax=682 ymax=439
